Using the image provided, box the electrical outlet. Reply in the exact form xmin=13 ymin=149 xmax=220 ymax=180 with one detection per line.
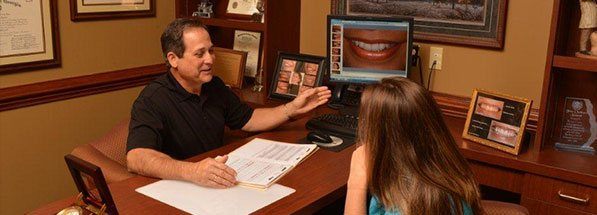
xmin=429 ymin=47 xmax=443 ymax=70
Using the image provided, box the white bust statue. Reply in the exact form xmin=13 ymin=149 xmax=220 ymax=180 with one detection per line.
xmin=577 ymin=0 xmax=597 ymax=57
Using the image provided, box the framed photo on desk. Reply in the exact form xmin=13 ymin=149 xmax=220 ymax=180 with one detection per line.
xmin=64 ymin=154 xmax=118 ymax=214
xmin=463 ymin=89 xmax=532 ymax=155
xmin=269 ymin=52 xmax=326 ymax=101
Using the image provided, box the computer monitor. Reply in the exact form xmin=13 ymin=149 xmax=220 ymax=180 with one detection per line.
xmin=327 ymin=15 xmax=413 ymax=84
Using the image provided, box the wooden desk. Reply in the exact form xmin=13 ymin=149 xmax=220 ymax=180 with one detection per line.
xmin=31 ymin=103 xmax=596 ymax=214
xmin=30 ymin=108 xmax=353 ymax=215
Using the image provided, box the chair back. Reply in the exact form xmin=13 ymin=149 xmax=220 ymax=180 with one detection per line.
xmin=481 ymin=200 xmax=529 ymax=215
xmin=88 ymin=119 xmax=130 ymax=166
xmin=71 ymin=118 xmax=133 ymax=183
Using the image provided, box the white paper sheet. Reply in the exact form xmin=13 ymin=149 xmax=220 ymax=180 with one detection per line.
xmin=136 ymin=180 xmax=295 ymax=215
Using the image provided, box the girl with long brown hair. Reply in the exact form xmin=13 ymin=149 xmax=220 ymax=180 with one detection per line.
xmin=345 ymin=77 xmax=482 ymax=215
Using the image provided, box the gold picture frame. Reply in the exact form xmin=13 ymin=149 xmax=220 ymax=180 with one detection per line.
xmin=69 ymin=0 xmax=155 ymax=21
xmin=463 ymin=89 xmax=532 ymax=155
xmin=212 ymin=47 xmax=247 ymax=89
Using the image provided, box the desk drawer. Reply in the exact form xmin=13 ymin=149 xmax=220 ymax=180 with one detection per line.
xmin=523 ymin=174 xmax=596 ymax=213
xmin=521 ymin=197 xmax=593 ymax=215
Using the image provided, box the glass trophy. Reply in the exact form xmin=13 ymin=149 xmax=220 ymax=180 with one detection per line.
xmin=253 ymin=68 xmax=264 ymax=92
xmin=251 ymin=0 xmax=265 ymax=23
xmin=192 ymin=0 xmax=214 ymax=18
xmin=555 ymin=97 xmax=596 ymax=154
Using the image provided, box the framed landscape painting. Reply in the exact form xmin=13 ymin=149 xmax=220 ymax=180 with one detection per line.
xmin=332 ymin=0 xmax=508 ymax=49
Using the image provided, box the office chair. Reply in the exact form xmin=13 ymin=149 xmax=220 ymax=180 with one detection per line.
xmin=481 ymin=200 xmax=529 ymax=215
xmin=70 ymin=119 xmax=134 ymax=183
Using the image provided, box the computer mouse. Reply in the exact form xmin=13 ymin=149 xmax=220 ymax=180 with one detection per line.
xmin=307 ymin=131 xmax=333 ymax=144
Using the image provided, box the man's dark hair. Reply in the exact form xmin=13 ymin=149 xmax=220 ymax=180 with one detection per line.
xmin=160 ymin=18 xmax=208 ymax=68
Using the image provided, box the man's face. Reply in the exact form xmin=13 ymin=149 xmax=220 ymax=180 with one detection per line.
xmin=169 ymin=27 xmax=215 ymax=89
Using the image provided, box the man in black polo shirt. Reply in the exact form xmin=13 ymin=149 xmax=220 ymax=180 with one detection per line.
xmin=126 ymin=18 xmax=331 ymax=188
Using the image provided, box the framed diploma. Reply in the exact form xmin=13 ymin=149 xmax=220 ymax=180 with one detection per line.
xmin=69 ymin=0 xmax=155 ymax=21
xmin=226 ymin=0 xmax=259 ymax=17
xmin=0 ymin=0 xmax=61 ymax=73
xmin=233 ymin=30 xmax=262 ymax=77
xmin=463 ymin=89 xmax=532 ymax=155
xmin=212 ymin=47 xmax=248 ymax=89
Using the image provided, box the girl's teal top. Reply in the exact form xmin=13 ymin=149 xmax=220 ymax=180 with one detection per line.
xmin=369 ymin=196 xmax=473 ymax=215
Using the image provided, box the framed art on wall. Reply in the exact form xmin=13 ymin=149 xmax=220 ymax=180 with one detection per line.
xmin=0 ymin=0 xmax=61 ymax=73
xmin=69 ymin=0 xmax=155 ymax=21
xmin=331 ymin=0 xmax=508 ymax=49
xmin=269 ymin=52 xmax=326 ymax=101
xmin=463 ymin=89 xmax=532 ymax=155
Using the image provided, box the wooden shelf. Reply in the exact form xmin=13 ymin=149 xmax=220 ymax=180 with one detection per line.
xmin=176 ymin=0 xmax=300 ymax=93
xmin=553 ymin=55 xmax=597 ymax=73
xmin=198 ymin=17 xmax=266 ymax=32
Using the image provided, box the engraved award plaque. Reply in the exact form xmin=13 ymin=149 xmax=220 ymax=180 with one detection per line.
xmin=555 ymin=97 xmax=597 ymax=154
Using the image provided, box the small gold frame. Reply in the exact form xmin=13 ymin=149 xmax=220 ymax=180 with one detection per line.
xmin=463 ymin=89 xmax=532 ymax=155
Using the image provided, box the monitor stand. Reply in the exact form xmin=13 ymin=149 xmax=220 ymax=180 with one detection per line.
xmin=327 ymin=83 xmax=363 ymax=112
xmin=328 ymin=83 xmax=347 ymax=109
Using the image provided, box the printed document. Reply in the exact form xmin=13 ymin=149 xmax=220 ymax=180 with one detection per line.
xmin=226 ymin=138 xmax=318 ymax=188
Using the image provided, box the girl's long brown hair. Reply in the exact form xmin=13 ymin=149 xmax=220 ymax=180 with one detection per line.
xmin=358 ymin=77 xmax=482 ymax=214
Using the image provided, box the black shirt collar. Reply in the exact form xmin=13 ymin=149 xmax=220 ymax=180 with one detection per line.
xmin=163 ymin=72 xmax=209 ymax=103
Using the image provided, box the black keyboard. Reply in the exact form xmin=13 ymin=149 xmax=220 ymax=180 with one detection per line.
xmin=306 ymin=114 xmax=358 ymax=138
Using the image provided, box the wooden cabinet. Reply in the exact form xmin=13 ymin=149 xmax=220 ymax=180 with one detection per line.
xmin=535 ymin=0 xmax=597 ymax=151
xmin=175 ymin=0 xmax=301 ymax=92
xmin=530 ymin=0 xmax=597 ymax=214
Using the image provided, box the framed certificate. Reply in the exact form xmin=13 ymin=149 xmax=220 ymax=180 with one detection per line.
xmin=463 ymin=89 xmax=532 ymax=155
xmin=69 ymin=0 xmax=155 ymax=21
xmin=226 ymin=0 xmax=259 ymax=17
xmin=0 ymin=0 xmax=61 ymax=73
xmin=233 ymin=30 xmax=262 ymax=77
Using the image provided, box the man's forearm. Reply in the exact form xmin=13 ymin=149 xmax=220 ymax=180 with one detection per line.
xmin=241 ymin=104 xmax=291 ymax=132
xmin=127 ymin=148 xmax=191 ymax=181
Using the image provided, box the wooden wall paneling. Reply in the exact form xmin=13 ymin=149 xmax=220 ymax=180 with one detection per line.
xmin=0 ymin=64 xmax=165 ymax=112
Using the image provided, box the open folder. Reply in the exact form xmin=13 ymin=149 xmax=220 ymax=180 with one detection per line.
xmin=226 ymin=138 xmax=318 ymax=189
